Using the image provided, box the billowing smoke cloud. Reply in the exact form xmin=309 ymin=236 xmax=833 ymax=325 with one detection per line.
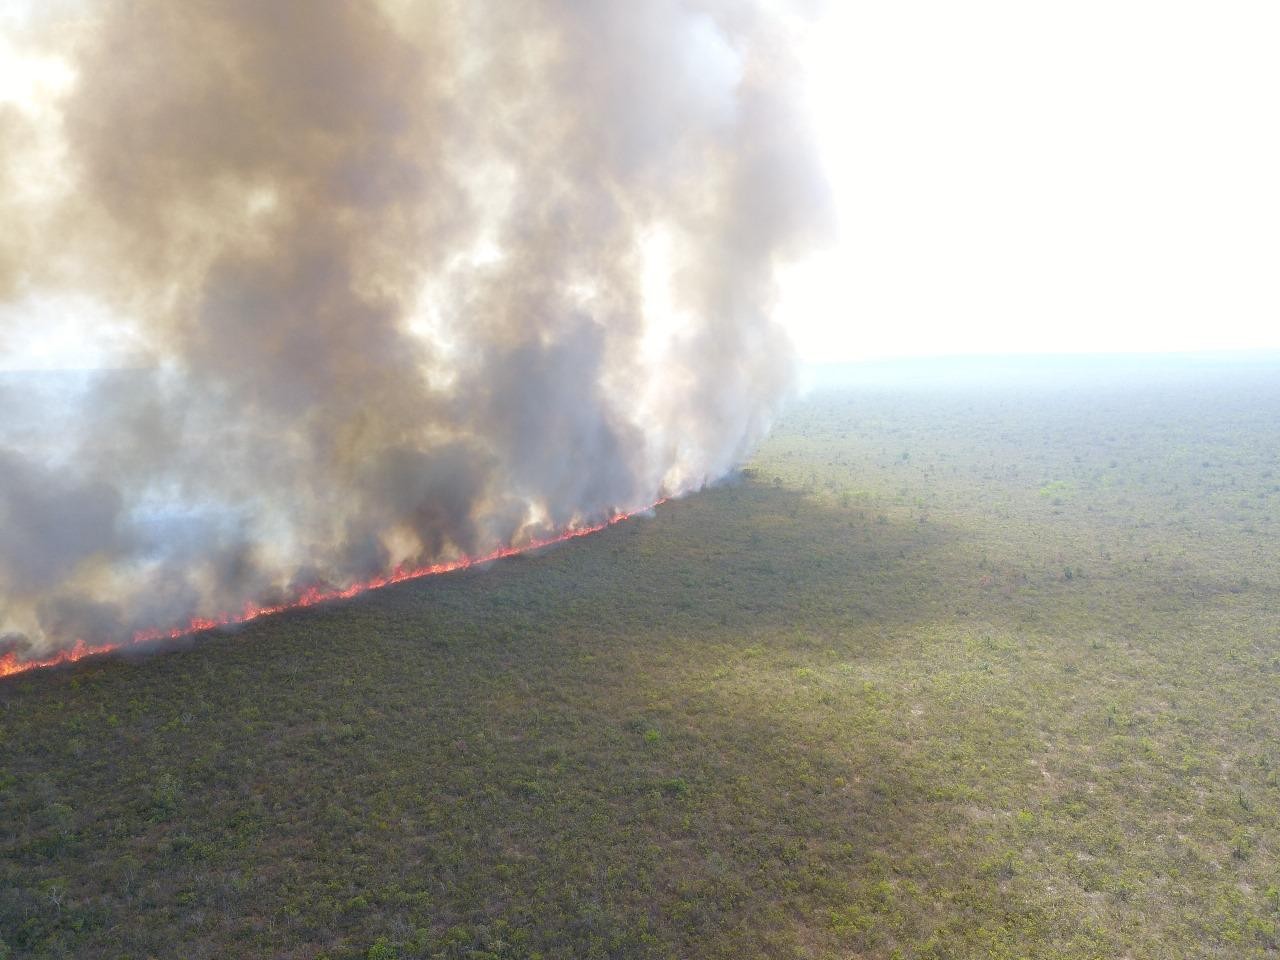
xmin=0 ymin=1 xmax=830 ymax=662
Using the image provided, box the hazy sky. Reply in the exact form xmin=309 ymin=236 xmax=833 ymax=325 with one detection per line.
xmin=2 ymin=2 xmax=1278 ymax=369
xmin=782 ymin=1 xmax=1280 ymax=361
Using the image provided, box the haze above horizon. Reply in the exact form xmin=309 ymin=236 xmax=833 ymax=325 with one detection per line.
xmin=2 ymin=2 xmax=1277 ymax=370
xmin=782 ymin=0 xmax=1280 ymax=362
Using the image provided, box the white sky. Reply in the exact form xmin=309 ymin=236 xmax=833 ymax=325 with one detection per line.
xmin=781 ymin=1 xmax=1280 ymax=361
xmin=3 ymin=3 xmax=1278 ymax=369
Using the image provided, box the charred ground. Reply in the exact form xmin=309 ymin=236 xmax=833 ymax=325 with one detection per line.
xmin=3 ymin=357 xmax=1279 ymax=959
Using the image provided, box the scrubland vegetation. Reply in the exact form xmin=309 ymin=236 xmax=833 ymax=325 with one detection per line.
xmin=3 ymin=357 xmax=1279 ymax=959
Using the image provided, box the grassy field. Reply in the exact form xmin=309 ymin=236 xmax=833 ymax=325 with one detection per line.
xmin=3 ymin=356 xmax=1279 ymax=959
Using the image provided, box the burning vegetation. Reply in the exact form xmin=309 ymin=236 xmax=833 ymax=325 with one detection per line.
xmin=0 ymin=2 xmax=829 ymax=670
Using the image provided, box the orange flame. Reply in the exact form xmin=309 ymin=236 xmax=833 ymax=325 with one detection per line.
xmin=0 ymin=499 xmax=666 ymax=680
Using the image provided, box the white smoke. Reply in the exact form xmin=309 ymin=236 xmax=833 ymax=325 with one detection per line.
xmin=0 ymin=0 xmax=831 ymax=662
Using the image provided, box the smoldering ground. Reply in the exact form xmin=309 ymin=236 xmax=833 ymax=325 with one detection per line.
xmin=0 ymin=1 xmax=830 ymax=660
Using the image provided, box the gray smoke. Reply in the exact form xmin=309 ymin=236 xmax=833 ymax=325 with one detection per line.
xmin=0 ymin=1 xmax=830 ymax=661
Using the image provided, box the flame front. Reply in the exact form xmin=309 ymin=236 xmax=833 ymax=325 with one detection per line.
xmin=0 ymin=500 xmax=664 ymax=680
xmin=0 ymin=1 xmax=827 ymax=667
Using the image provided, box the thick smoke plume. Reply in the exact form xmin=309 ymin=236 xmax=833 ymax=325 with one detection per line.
xmin=0 ymin=1 xmax=829 ymax=664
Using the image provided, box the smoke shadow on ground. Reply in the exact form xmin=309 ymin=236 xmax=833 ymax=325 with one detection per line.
xmin=385 ymin=475 xmax=962 ymax=650
xmin=0 ymin=481 xmax=1049 ymax=958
